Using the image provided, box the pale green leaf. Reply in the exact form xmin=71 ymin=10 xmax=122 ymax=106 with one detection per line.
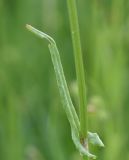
xmin=88 ymin=132 xmax=104 ymax=147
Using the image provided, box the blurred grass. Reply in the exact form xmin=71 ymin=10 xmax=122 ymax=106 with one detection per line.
xmin=0 ymin=0 xmax=129 ymax=160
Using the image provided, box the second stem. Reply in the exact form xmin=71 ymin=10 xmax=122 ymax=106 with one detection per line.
xmin=67 ymin=0 xmax=87 ymax=141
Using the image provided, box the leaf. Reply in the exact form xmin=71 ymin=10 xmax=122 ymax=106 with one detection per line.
xmin=72 ymin=129 xmax=96 ymax=159
xmin=88 ymin=132 xmax=104 ymax=147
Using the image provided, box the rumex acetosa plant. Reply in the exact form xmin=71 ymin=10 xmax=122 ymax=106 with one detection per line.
xmin=26 ymin=0 xmax=104 ymax=159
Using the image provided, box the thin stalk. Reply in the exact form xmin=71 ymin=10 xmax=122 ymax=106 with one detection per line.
xmin=66 ymin=0 xmax=87 ymax=141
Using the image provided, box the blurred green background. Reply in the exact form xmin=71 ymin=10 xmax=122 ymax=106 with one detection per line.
xmin=0 ymin=0 xmax=129 ymax=160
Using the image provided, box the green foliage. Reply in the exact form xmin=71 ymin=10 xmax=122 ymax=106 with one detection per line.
xmin=26 ymin=25 xmax=104 ymax=159
xmin=0 ymin=0 xmax=129 ymax=160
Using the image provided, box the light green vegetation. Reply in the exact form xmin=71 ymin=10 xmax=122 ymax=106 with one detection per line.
xmin=67 ymin=0 xmax=87 ymax=140
xmin=26 ymin=23 xmax=104 ymax=159
xmin=0 ymin=0 xmax=129 ymax=160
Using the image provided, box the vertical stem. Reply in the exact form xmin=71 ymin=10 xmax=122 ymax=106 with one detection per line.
xmin=67 ymin=0 xmax=87 ymax=142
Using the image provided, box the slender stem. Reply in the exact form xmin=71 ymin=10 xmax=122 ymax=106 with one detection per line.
xmin=66 ymin=0 xmax=87 ymax=141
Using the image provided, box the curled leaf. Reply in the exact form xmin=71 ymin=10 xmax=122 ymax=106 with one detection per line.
xmin=72 ymin=129 xmax=96 ymax=159
xmin=88 ymin=132 xmax=104 ymax=147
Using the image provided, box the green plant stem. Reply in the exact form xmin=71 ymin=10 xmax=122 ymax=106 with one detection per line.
xmin=67 ymin=0 xmax=87 ymax=140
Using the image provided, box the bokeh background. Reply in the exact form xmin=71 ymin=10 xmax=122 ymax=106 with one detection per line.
xmin=0 ymin=0 xmax=129 ymax=160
